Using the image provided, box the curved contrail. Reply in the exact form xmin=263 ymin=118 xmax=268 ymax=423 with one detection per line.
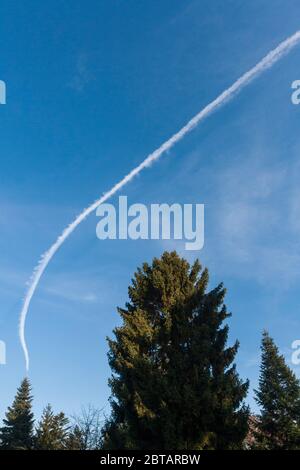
xmin=19 ymin=31 xmax=300 ymax=371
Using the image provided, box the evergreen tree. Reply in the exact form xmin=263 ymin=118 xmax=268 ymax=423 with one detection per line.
xmin=255 ymin=331 xmax=300 ymax=449
xmin=66 ymin=425 xmax=85 ymax=450
xmin=0 ymin=377 xmax=34 ymax=449
xmin=35 ymin=404 xmax=69 ymax=450
xmin=102 ymin=251 xmax=249 ymax=450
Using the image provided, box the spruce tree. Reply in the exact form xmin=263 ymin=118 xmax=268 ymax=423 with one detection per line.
xmin=35 ymin=404 xmax=69 ymax=450
xmin=102 ymin=251 xmax=249 ymax=450
xmin=66 ymin=425 xmax=85 ymax=450
xmin=0 ymin=377 xmax=34 ymax=449
xmin=255 ymin=331 xmax=300 ymax=449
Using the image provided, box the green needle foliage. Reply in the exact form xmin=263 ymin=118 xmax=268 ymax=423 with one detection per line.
xmin=102 ymin=251 xmax=249 ymax=450
xmin=0 ymin=378 xmax=34 ymax=449
xmin=35 ymin=404 xmax=70 ymax=450
xmin=66 ymin=425 xmax=85 ymax=450
xmin=255 ymin=331 xmax=300 ymax=449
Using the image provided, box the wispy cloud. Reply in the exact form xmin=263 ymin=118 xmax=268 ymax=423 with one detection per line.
xmin=41 ymin=272 xmax=101 ymax=304
xmin=44 ymin=284 xmax=98 ymax=304
xmin=211 ymin=152 xmax=300 ymax=287
xmin=243 ymin=353 xmax=261 ymax=368
xmin=69 ymin=52 xmax=94 ymax=92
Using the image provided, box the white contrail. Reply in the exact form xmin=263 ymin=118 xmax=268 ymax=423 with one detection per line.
xmin=19 ymin=31 xmax=300 ymax=371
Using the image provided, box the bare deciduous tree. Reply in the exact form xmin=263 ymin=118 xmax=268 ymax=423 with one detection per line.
xmin=69 ymin=405 xmax=104 ymax=450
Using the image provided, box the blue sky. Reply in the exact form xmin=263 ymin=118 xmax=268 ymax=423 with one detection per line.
xmin=1 ymin=0 xmax=300 ymax=419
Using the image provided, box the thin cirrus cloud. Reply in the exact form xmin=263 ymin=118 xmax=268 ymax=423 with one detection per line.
xmin=44 ymin=283 xmax=98 ymax=304
xmin=211 ymin=155 xmax=300 ymax=286
xmin=165 ymin=139 xmax=300 ymax=287
xmin=69 ymin=52 xmax=95 ymax=92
